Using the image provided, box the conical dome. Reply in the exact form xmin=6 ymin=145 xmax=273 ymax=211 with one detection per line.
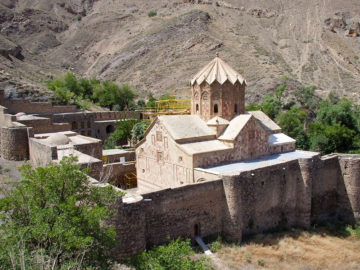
xmin=190 ymin=54 xmax=246 ymax=86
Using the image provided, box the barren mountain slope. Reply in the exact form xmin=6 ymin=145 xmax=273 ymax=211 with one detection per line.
xmin=0 ymin=0 xmax=359 ymax=103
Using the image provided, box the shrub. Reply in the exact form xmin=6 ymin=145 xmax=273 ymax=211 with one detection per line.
xmin=245 ymin=103 xmax=261 ymax=111
xmin=148 ymin=10 xmax=157 ymax=17
xmin=257 ymin=258 xmax=265 ymax=266
xmin=0 ymin=156 xmax=121 ymax=269
xmin=77 ymin=15 xmax=82 ymax=21
xmin=261 ymin=94 xmax=281 ymax=119
xmin=130 ymin=238 xmax=210 ymax=270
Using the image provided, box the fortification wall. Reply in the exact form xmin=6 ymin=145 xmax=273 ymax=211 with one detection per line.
xmin=17 ymin=118 xmax=70 ymax=134
xmin=113 ymin=153 xmax=360 ymax=257
xmin=114 ymin=179 xmax=224 ymax=256
xmin=3 ymin=100 xmax=77 ymax=115
xmin=0 ymin=89 xmax=77 ymax=115
xmin=338 ymin=154 xmax=360 ymax=222
xmin=0 ymin=126 xmax=31 ymax=160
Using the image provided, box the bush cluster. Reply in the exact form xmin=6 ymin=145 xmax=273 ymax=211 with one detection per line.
xmin=46 ymin=72 xmax=137 ymax=110
xmin=0 ymin=156 xmax=121 ymax=269
xmin=247 ymin=80 xmax=360 ymax=155
xmin=130 ymin=238 xmax=210 ymax=270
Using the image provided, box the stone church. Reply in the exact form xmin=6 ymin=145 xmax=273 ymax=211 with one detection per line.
xmin=136 ymin=55 xmax=295 ymax=192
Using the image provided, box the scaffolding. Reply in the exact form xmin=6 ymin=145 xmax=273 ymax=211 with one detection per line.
xmin=109 ymin=170 xmax=137 ymax=189
xmin=143 ymin=94 xmax=191 ymax=119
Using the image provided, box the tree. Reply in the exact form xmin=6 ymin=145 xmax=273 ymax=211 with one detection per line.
xmin=119 ymin=83 xmax=137 ymax=110
xmin=137 ymin=99 xmax=146 ymax=109
xmin=130 ymin=238 xmax=210 ymax=270
xmin=261 ymin=94 xmax=281 ymax=119
xmin=0 ymin=156 xmax=121 ymax=269
xmin=307 ymin=123 xmax=355 ymax=154
xmin=316 ymin=98 xmax=359 ymax=132
xmin=132 ymin=120 xmax=151 ymax=142
xmin=276 ymin=106 xmax=309 ymax=149
xmin=103 ymin=120 xmax=138 ymax=149
xmin=294 ymin=85 xmax=319 ymax=110
xmin=245 ymin=103 xmax=261 ymax=111
xmin=146 ymin=92 xmax=157 ymax=108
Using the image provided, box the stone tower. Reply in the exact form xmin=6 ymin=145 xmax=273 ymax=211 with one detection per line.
xmin=190 ymin=54 xmax=246 ymax=121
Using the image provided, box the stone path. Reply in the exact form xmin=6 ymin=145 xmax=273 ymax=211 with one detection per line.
xmin=195 ymin=235 xmax=232 ymax=270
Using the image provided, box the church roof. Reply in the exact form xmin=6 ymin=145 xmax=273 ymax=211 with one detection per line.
xmin=190 ymin=55 xmax=246 ymax=86
xmin=207 ymin=116 xmax=229 ymax=126
xmin=159 ymin=115 xmax=216 ymax=142
xmin=178 ymin=139 xmax=231 ymax=155
xmin=247 ymin=111 xmax=281 ymax=132
xmin=218 ymin=114 xmax=252 ymax=141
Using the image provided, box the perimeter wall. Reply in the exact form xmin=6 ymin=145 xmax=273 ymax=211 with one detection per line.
xmin=113 ymin=153 xmax=360 ymax=257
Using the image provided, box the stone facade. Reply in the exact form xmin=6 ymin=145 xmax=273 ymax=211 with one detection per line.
xmin=137 ymin=56 xmax=295 ymax=191
xmin=191 ymin=81 xmax=245 ymax=122
xmin=136 ymin=120 xmax=194 ymax=192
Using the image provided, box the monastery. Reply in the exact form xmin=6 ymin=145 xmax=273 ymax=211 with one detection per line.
xmin=136 ymin=55 xmax=295 ymax=191
xmin=0 ymin=55 xmax=359 ymax=258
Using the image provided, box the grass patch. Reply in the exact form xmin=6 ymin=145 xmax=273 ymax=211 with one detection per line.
xmin=206 ymin=223 xmax=360 ymax=269
xmin=148 ymin=10 xmax=157 ymax=17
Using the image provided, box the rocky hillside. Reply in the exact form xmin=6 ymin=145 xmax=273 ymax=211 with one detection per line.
xmin=0 ymin=0 xmax=359 ymax=103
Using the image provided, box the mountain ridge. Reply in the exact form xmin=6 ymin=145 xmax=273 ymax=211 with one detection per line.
xmin=0 ymin=0 xmax=359 ymax=103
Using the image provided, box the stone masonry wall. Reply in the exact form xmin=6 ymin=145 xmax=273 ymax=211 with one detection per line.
xmin=1 ymin=126 xmax=31 ymax=160
xmin=113 ymin=154 xmax=360 ymax=258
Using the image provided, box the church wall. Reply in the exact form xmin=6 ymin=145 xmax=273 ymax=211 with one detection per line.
xmin=231 ymin=117 xmax=269 ymax=161
xmin=269 ymin=142 xmax=296 ymax=155
xmin=136 ymin=120 xmax=193 ymax=191
xmin=193 ymin=148 xmax=233 ymax=168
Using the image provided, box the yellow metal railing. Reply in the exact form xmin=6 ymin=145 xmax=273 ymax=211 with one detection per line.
xmin=143 ymin=94 xmax=191 ymax=119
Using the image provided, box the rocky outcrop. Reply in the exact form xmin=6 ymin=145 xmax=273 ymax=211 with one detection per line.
xmin=324 ymin=12 xmax=360 ymax=37
xmin=0 ymin=35 xmax=22 ymax=59
xmin=247 ymin=8 xmax=277 ymax=18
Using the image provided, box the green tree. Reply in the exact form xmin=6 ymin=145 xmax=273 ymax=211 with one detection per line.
xmin=316 ymin=98 xmax=359 ymax=132
xmin=276 ymin=106 xmax=309 ymax=149
xmin=137 ymin=99 xmax=146 ymax=108
xmin=146 ymin=92 xmax=157 ymax=108
xmin=130 ymin=238 xmax=210 ymax=270
xmin=132 ymin=120 xmax=151 ymax=142
xmin=119 ymin=83 xmax=137 ymax=110
xmin=103 ymin=120 xmax=138 ymax=149
xmin=0 ymin=156 xmax=121 ymax=269
xmin=294 ymin=85 xmax=319 ymax=110
xmin=307 ymin=123 xmax=355 ymax=154
xmin=261 ymin=94 xmax=281 ymax=119
xmin=245 ymin=103 xmax=261 ymax=111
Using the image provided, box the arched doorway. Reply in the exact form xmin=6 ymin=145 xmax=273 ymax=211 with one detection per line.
xmin=194 ymin=223 xmax=200 ymax=236
xmin=106 ymin=125 xmax=114 ymax=134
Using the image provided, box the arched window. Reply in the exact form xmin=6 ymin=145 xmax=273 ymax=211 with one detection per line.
xmin=196 ymin=104 xmax=199 ymax=112
xmin=214 ymin=104 xmax=218 ymax=113
xmin=234 ymin=104 xmax=238 ymax=113
xmin=87 ymin=120 xmax=91 ymax=128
